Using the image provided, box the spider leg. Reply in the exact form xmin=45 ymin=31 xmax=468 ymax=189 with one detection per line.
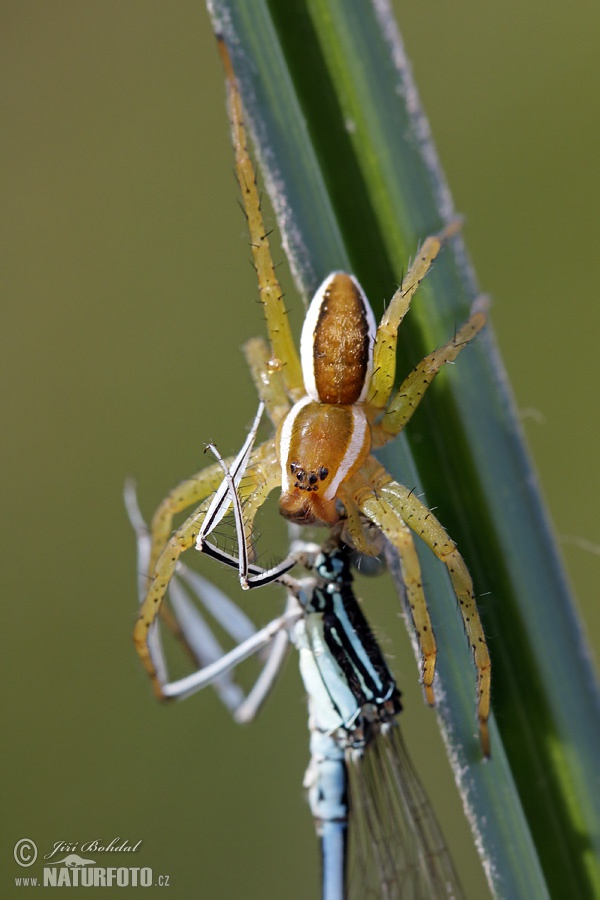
xmin=243 ymin=336 xmax=291 ymax=428
xmin=134 ymin=447 xmax=280 ymax=697
xmin=373 ymin=298 xmax=488 ymax=447
xmin=202 ymin=436 xmax=305 ymax=589
xmin=378 ymin=478 xmax=491 ymax=756
xmin=147 ymin=428 xmax=277 ymax=578
xmin=129 ymin=483 xmax=298 ymax=713
xmin=237 ymin=448 xmax=282 ymax=562
xmin=341 ymin=475 xmax=438 ymax=705
xmin=217 ymin=37 xmax=304 ymax=398
xmin=126 ymin=480 xmax=211 ymax=669
xmin=148 ymin=459 xmax=232 ymax=578
xmin=369 ymin=220 xmax=462 ymax=411
xmin=341 ymin=495 xmax=387 ymax=558
xmin=340 ymin=494 xmax=373 ymax=556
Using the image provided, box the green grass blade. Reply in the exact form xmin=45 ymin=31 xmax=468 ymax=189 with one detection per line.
xmin=207 ymin=1 xmax=600 ymax=897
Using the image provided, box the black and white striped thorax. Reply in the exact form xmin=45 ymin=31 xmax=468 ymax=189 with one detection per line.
xmin=295 ymin=545 xmax=402 ymax=748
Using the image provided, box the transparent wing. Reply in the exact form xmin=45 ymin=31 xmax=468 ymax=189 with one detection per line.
xmin=348 ymin=724 xmax=463 ymax=900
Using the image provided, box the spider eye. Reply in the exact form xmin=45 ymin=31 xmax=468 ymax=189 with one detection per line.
xmin=318 ymin=467 xmax=329 ymax=481
xmin=308 ymin=473 xmax=318 ymax=485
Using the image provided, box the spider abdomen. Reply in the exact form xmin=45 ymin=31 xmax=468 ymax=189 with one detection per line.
xmin=301 ymin=272 xmax=376 ymax=405
xmin=277 ymin=398 xmax=371 ymax=525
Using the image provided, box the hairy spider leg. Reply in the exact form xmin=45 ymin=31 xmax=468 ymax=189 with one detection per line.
xmin=341 ymin=473 xmax=437 ymax=704
xmin=368 ymin=219 xmax=462 ymax=412
xmin=147 ymin=337 xmax=288 ymax=585
xmin=243 ymin=336 xmax=291 ymax=427
xmin=148 ymin=460 xmax=231 ymax=577
xmin=339 ymin=494 xmax=387 ymax=558
xmin=236 ymin=446 xmax=282 ymax=557
xmin=126 ymin=480 xmax=217 ymax=673
xmin=218 ymin=37 xmax=304 ymax=399
xmin=379 ymin=479 xmax=491 ymax=756
xmin=134 ymin=446 xmax=280 ymax=698
xmin=141 ymin=450 xmax=265 ymax=676
xmin=373 ymin=300 xmax=488 ymax=446
xmin=134 ymin=35 xmax=308 ymax=695
xmin=353 ymin=450 xmax=490 ymax=754
xmin=130 ymin=458 xmax=308 ymax=710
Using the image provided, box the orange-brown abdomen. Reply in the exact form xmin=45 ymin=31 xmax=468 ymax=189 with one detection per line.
xmin=300 ymin=273 xmax=376 ymax=405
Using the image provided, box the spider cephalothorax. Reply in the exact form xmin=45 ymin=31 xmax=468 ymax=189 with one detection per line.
xmin=133 ymin=38 xmax=491 ymax=755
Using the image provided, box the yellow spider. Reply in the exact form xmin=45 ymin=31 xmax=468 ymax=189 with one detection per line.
xmin=133 ymin=38 xmax=491 ymax=755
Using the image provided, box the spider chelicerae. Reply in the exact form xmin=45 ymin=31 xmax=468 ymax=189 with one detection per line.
xmin=133 ymin=37 xmax=491 ymax=755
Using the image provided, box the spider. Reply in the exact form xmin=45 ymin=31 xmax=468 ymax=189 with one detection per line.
xmin=133 ymin=37 xmax=491 ymax=755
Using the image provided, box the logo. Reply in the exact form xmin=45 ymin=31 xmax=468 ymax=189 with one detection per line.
xmin=49 ymin=854 xmax=96 ymax=868
xmin=14 ymin=839 xmax=37 ymax=868
xmin=12 ymin=837 xmax=171 ymax=889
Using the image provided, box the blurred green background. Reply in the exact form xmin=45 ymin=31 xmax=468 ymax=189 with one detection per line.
xmin=3 ymin=2 xmax=599 ymax=897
